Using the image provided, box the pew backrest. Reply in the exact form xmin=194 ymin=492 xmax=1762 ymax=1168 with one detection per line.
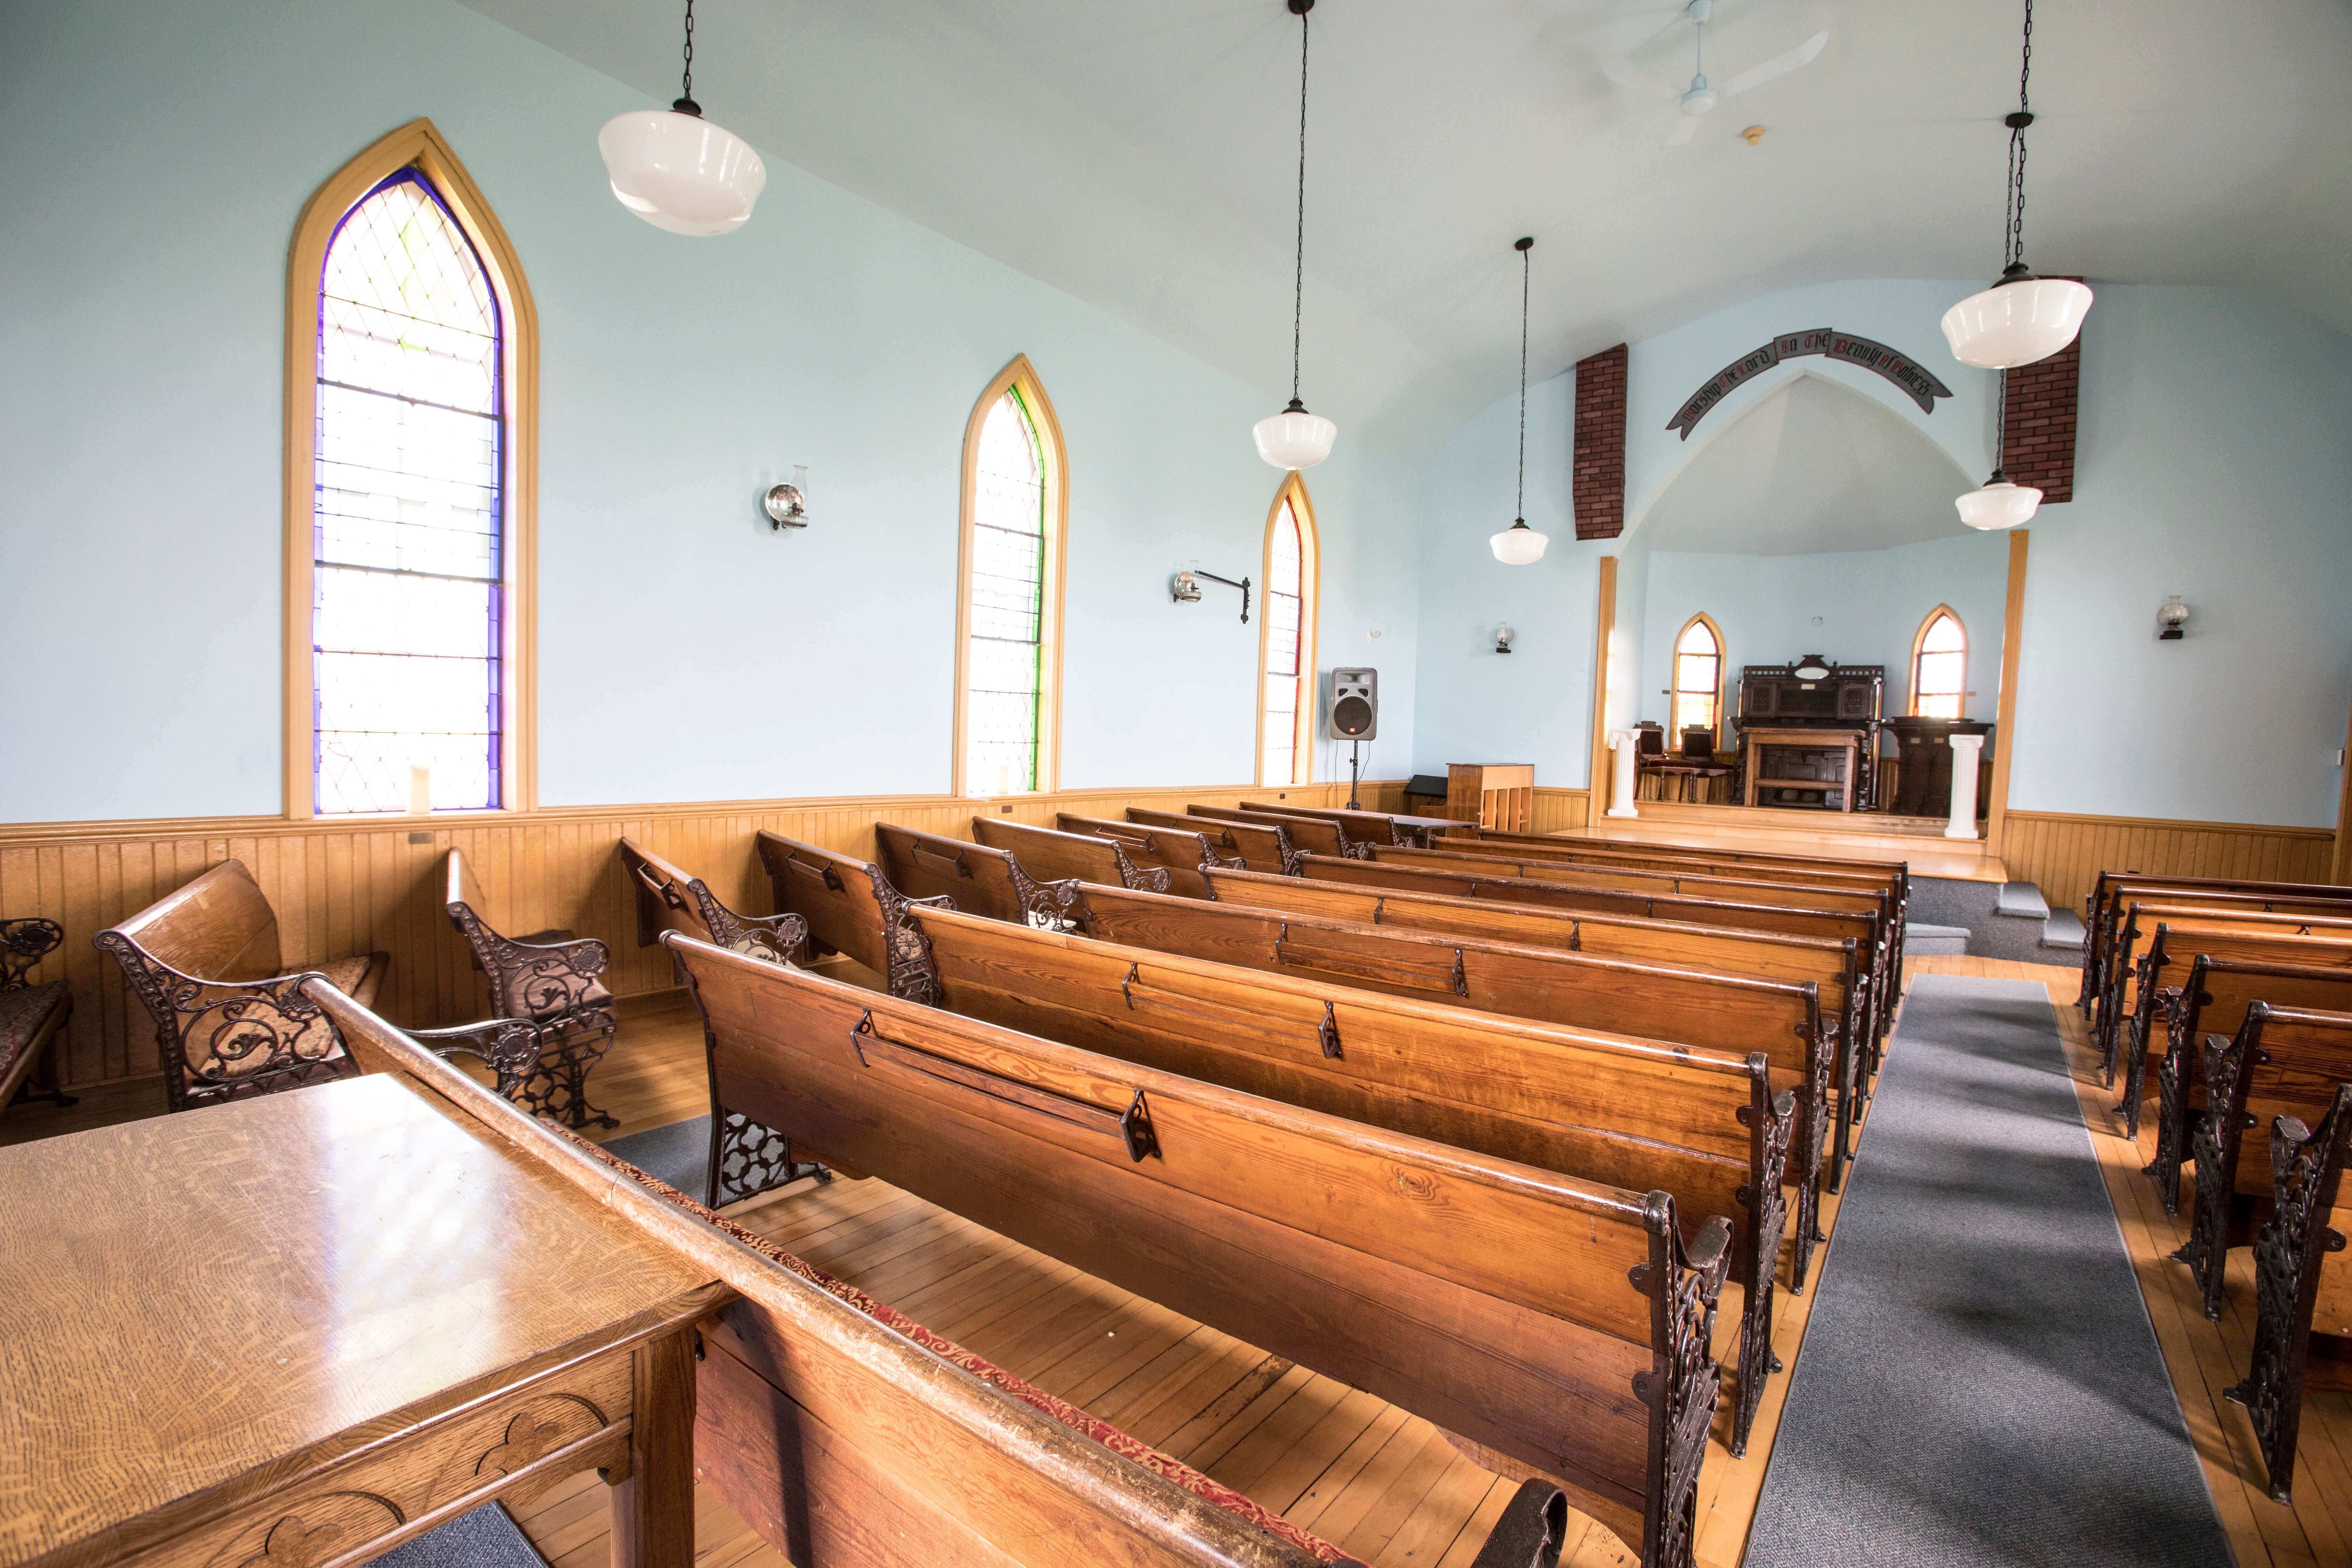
xmin=1241 ymin=802 xmax=1424 ymax=854
xmin=621 ymin=837 xmax=808 ymax=967
xmin=1055 ymin=813 xmax=1232 ymax=896
xmin=1128 ymin=807 xmax=1297 ymax=875
xmin=1369 ymin=845 xmax=1889 ymax=921
xmin=755 ymin=831 xmax=942 ymax=1000
xmin=875 ymin=823 xmax=1083 ymax=930
xmin=971 ymin=817 xmax=1172 ymax=894
xmin=1190 ymin=803 xmax=1346 ymax=860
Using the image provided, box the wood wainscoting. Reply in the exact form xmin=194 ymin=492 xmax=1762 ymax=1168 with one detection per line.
xmin=1999 ymin=810 xmax=2339 ymax=918
xmin=1529 ymin=787 xmax=1593 ymax=835
xmin=0 ymin=780 xmax=1406 ymax=1091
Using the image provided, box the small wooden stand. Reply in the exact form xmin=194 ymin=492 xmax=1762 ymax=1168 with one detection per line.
xmin=1742 ymin=727 xmax=1865 ymax=812
xmin=1446 ymin=763 xmax=1535 ymax=831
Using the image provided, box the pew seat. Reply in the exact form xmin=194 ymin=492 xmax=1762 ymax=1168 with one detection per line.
xmin=93 ymin=857 xmax=389 ymax=1111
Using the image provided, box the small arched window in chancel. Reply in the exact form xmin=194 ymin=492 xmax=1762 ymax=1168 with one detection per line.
xmin=1256 ymin=475 xmax=1320 ymax=787
xmin=1672 ymin=614 xmax=1724 ymax=743
xmin=954 ymin=358 xmax=1067 ymax=796
xmin=1911 ymin=608 xmax=1968 ymax=719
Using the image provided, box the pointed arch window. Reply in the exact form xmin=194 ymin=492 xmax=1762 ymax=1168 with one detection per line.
xmin=1672 ymin=614 xmax=1724 ymax=742
xmin=1911 ymin=608 xmax=1968 ymax=718
xmin=955 ymin=359 xmax=1067 ymax=795
xmin=284 ymin=120 xmax=536 ymax=819
xmin=1257 ymin=476 xmax=1320 ymax=786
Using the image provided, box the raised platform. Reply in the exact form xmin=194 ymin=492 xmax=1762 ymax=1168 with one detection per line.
xmin=1560 ymin=800 xmax=2009 ymax=882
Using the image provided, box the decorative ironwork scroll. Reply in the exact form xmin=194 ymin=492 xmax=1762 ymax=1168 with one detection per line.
xmin=95 ymin=936 xmax=353 ymax=1113
xmin=445 ymin=902 xmax=619 ymax=1130
xmin=865 ymin=866 xmax=951 ymax=1006
xmin=2174 ymin=1019 xmax=2259 ymax=1318
xmin=1005 ymin=859 xmax=1084 ymax=933
xmin=1727 ymin=1080 xmax=1796 ymax=1459
xmin=1 ymin=917 xmax=63 ymax=991
xmin=1108 ymin=844 xmax=1172 ymax=895
xmin=1666 ymin=327 xmax=1955 ymax=440
xmin=1633 ymin=1198 xmax=1731 ymax=1568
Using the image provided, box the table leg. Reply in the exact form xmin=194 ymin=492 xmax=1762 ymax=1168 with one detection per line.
xmin=611 ymin=1325 xmax=698 ymax=1568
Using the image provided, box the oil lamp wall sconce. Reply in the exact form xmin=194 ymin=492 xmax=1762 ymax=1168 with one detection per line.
xmin=2157 ymin=596 xmax=2189 ymax=640
xmin=1171 ymin=566 xmax=1252 ymax=622
xmin=764 ymin=466 xmax=810 ymax=531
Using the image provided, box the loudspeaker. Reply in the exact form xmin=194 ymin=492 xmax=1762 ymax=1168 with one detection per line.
xmin=1329 ymin=668 xmax=1378 ymax=741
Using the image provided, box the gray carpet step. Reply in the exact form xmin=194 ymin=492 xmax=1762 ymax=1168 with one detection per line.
xmin=1994 ymin=881 xmax=2051 ymax=920
xmin=1903 ymin=923 xmax=1970 ymax=957
xmin=2042 ymin=909 xmax=2088 ymax=951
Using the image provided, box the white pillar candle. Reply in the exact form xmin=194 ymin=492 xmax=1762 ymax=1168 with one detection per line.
xmin=1606 ymin=730 xmax=1641 ymax=819
xmin=1944 ymin=734 xmax=1985 ymax=840
xmin=408 ymin=762 xmax=432 ymax=816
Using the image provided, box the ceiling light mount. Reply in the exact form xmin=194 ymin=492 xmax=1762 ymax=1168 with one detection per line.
xmin=597 ymin=0 xmax=766 ymax=237
xmin=1491 ymin=237 xmax=1549 ymax=567
xmin=1254 ymin=0 xmax=1337 ymax=470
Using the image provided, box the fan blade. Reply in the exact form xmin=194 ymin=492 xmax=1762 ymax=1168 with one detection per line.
xmin=1604 ymin=56 xmax=1686 ymax=100
xmin=1721 ymin=30 xmax=1829 ymax=97
xmin=1667 ymin=115 xmax=1700 ymax=146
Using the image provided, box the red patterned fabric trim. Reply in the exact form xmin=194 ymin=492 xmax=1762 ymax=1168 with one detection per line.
xmin=550 ymin=1123 xmax=1355 ymax=1566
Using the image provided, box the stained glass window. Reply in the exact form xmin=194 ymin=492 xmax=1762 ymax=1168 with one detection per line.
xmin=312 ymin=169 xmax=504 ymax=814
xmin=1260 ymin=497 xmax=1309 ymax=786
xmin=1913 ymin=610 xmax=1967 ymax=719
xmin=1673 ymin=617 xmax=1722 ymax=741
xmin=964 ymin=387 xmax=1048 ymax=794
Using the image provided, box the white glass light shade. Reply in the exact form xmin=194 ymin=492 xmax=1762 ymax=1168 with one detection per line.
xmin=1490 ymin=522 xmax=1549 ymax=565
xmin=1253 ymin=408 xmax=1337 ymax=470
xmin=598 ymin=110 xmax=766 ymax=236
xmin=1954 ymin=478 xmax=2042 ymax=530
xmin=1940 ymin=274 xmax=2093 ymax=369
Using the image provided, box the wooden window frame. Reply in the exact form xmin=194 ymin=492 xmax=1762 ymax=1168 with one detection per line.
xmin=282 ymin=119 xmax=538 ymax=821
xmin=1671 ymin=612 xmax=1726 ymax=748
xmin=1254 ymin=474 xmax=1321 ymax=788
xmin=952 ymin=356 xmax=1068 ymax=797
xmin=1908 ymin=604 xmax=1968 ymax=719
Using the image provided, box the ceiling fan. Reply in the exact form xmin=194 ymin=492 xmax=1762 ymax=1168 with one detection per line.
xmin=1603 ymin=0 xmax=1829 ymax=145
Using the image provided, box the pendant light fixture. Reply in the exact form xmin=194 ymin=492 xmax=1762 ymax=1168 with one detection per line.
xmin=1940 ymin=0 xmax=2091 ymax=368
xmin=1254 ymin=0 xmax=1337 ymax=471
xmin=598 ymin=0 xmax=766 ymax=236
xmin=1954 ymin=368 xmax=2042 ymax=529
xmin=1491 ymin=238 xmax=1549 ymax=566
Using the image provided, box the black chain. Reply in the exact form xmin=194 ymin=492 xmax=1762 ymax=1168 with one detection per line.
xmin=1516 ymin=241 xmax=1531 ymax=523
xmin=2004 ymin=0 xmax=2032 ymax=269
xmin=681 ymin=0 xmax=697 ymax=106
xmin=1993 ymin=366 xmax=2008 ymax=474
xmin=1290 ymin=8 xmax=1309 ymax=407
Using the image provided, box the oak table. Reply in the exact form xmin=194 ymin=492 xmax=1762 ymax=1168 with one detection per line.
xmin=0 ymin=1072 xmax=724 ymax=1568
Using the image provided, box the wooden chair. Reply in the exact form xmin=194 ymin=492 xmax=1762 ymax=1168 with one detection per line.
xmin=444 ymin=847 xmax=618 ymax=1130
xmin=0 ymin=918 xmax=76 ymax=1118
xmin=2229 ymin=1080 xmax=2352 ymax=1506
xmin=94 ymin=859 xmax=389 ymax=1112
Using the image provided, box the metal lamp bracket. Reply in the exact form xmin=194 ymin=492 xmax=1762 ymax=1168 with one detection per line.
xmin=1172 ymin=568 xmax=1252 ymax=623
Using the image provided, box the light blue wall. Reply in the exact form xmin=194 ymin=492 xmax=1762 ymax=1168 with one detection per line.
xmin=0 ymin=0 xmax=1414 ymax=822
xmin=1637 ymin=534 xmax=2011 ymax=734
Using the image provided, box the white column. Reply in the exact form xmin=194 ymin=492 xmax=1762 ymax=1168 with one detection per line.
xmin=1944 ymin=733 xmax=1985 ymax=840
xmin=1606 ymin=729 xmax=1641 ymax=819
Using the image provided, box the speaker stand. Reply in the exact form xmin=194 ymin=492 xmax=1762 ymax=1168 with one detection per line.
xmin=1348 ymin=741 xmax=1362 ymax=812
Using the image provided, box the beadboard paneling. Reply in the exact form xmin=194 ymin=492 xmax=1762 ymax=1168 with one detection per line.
xmin=0 ymin=780 xmax=1406 ymax=1088
xmin=2000 ymin=810 xmax=2339 ymax=919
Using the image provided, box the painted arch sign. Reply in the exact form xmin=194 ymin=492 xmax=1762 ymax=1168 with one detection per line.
xmin=1666 ymin=327 xmax=1954 ymax=440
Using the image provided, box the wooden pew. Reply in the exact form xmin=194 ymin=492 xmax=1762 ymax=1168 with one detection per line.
xmin=1054 ymin=812 xmax=1240 ymax=898
xmin=2083 ymin=874 xmax=2352 ymax=1022
xmin=1241 ymin=802 xmax=1436 ymax=854
xmin=666 ymin=931 xmax=1730 ymax=1567
xmin=909 ymin=901 xmax=1797 ymax=1456
xmin=875 ymin=823 xmax=1085 ymax=931
xmin=972 ymin=817 xmax=1175 ymax=895
xmin=1191 ymin=803 xmax=1348 ymax=861
xmin=2227 ymin=1078 xmax=2352 ymax=1506
xmin=2097 ymin=897 xmax=2352 ymax=1083
xmin=2176 ymin=1004 xmax=2352 ymax=1320
xmin=1191 ymin=865 xmax=1873 ymax=1183
xmin=756 ymin=831 xmax=950 ymax=1002
xmin=92 ymin=857 xmax=389 ymax=1112
xmin=311 ymin=984 xmax=1463 ymax=1568
xmin=1 ymin=917 xmax=76 ymax=1118
xmin=2144 ymin=957 xmax=2352 ymax=1212
xmin=1127 ymin=806 xmax=1300 ymax=876
xmin=2111 ymin=911 xmax=2352 ymax=1119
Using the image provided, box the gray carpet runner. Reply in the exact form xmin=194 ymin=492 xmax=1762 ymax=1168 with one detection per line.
xmin=373 ymin=1503 xmax=547 ymax=1568
xmin=600 ymin=1113 xmax=713 ymax=1198
xmin=1742 ymin=975 xmax=2230 ymax=1567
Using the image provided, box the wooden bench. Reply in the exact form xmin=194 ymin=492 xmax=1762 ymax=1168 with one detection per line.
xmin=446 ymin=846 xmax=620 ymax=1130
xmin=2144 ymin=956 xmax=2352 ymax=1212
xmin=1055 ymin=881 xmax=1834 ymax=1296
xmin=757 ymin=830 xmax=950 ymax=1002
xmin=1191 ymin=802 xmax=1348 ymax=861
xmin=2112 ymin=911 xmax=2352 ymax=1119
xmin=1054 ymin=812 xmax=1242 ymax=898
xmin=2083 ymin=874 xmax=2352 ymax=1023
xmin=0 ymin=918 xmax=76 ymax=1118
xmin=2098 ymin=897 xmax=2352 ymax=1084
xmin=874 ymin=823 xmax=1085 ymax=930
xmin=93 ymin=857 xmax=389 ymax=1112
xmin=2175 ymin=1004 xmax=2352 ymax=1320
xmin=2228 ymin=1077 xmax=2352 ymax=1507
xmin=1242 ymin=802 xmax=1438 ymax=854
xmin=908 ymin=901 xmax=1796 ymax=1457
xmin=665 ymin=930 xmax=1730 ymax=1567
xmin=971 ymin=816 xmax=1172 ymax=894
xmin=1192 ymin=864 xmax=1874 ymax=1186
xmin=1127 ymin=806 xmax=1299 ymax=875
xmin=313 ymin=982 xmax=1496 ymax=1568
